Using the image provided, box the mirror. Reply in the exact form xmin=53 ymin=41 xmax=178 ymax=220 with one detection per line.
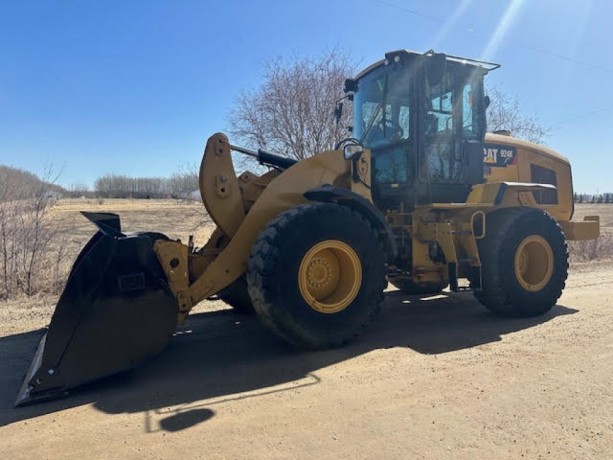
xmin=343 ymin=144 xmax=364 ymax=160
xmin=344 ymin=78 xmax=357 ymax=93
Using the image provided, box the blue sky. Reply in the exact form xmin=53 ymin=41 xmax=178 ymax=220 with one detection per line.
xmin=0 ymin=0 xmax=611 ymax=193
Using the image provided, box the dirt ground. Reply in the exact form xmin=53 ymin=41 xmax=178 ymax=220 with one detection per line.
xmin=0 ymin=201 xmax=611 ymax=459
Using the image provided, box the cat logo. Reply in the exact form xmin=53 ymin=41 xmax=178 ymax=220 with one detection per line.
xmin=483 ymin=144 xmax=517 ymax=167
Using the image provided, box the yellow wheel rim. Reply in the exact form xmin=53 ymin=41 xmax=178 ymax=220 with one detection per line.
xmin=298 ymin=240 xmax=362 ymax=314
xmin=514 ymin=235 xmax=554 ymax=292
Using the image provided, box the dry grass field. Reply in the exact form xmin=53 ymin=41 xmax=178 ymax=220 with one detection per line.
xmin=0 ymin=200 xmax=611 ymax=458
xmin=48 ymin=197 xmax=214 ymax=255
xmin=28 ymin=198 xmax=613 ymax=292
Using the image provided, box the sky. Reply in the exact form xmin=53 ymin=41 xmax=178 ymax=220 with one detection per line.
xmin=0 ymin=0 xmax=611 ymax=193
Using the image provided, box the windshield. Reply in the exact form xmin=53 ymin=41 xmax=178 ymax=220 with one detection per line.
xmin=353 ymin=64 xmax=411 ymax=149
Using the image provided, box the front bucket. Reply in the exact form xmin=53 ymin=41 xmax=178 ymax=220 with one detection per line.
xmin=15 ymin=212 xmax=178 ymax=406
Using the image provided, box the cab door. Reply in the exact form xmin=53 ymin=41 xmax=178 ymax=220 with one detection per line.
xmin=416 ymin=67 xmax=485 ymax=204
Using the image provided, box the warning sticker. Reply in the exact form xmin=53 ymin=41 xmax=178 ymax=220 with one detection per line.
xmin=483 ymin=144 xmax=517 ymax=167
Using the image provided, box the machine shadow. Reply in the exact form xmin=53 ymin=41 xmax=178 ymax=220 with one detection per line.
xmin=0 ymin=291 xmax=577 ymax=427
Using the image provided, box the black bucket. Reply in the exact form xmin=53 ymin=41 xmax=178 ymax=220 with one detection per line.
xmin=15 ymin=212 xmax=178 ymax=406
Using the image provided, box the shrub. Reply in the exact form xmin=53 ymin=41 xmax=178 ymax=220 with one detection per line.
xmin=568 ymin=233 xmax=613 ymax=264
xmin=0 ymin=166 xmax=70 ymax=299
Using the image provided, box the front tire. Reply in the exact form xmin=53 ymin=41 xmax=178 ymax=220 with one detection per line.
xmin=475 ymin=208 xmax=568 ymax=317
xmin=247 ymin=203 xmax=387 ymax=349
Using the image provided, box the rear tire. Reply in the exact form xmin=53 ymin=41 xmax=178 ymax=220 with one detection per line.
xmin=475 ymin=208 xmax=568 ymax=317
xmin=247 ymin=203 xmax=387 ymax=349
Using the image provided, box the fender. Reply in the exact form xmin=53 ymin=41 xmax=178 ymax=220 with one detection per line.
xmin=304 ymin=184 xmax=398 ymax=262
xmin=467 ymin=181 xmax=557 ymax=206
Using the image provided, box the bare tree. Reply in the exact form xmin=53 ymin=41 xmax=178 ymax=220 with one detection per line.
xmin=486 ymin=85 xmax=549 ymax=144
xmin=228 ymin=49 xmax=354 ymax=160
xmin=0 ymin=164 xmax=64 ymax=298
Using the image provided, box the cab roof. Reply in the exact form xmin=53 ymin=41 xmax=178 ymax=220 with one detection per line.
xmin=353 ymin=49 xmax=500 ymax=81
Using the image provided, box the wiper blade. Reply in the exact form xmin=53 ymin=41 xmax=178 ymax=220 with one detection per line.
xmin=359 ymin=103 xmax=383 ymax=144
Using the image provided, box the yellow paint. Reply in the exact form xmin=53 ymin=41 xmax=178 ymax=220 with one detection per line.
xmin=199 ymin=133 xmax=246 ymax=237
xmin=484 ymin=133 xmax=573 ymax=221
xmin=298 ymin=240 xmax=362 ymax=314
xmin=514 ymin=235 xmax=554 ymax=292
xmin=559 ymin=216 xmax=600 ymax=240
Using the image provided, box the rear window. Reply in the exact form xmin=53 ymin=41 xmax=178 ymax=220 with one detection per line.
xmin=531 ymin=164 xmax=558 ymax=204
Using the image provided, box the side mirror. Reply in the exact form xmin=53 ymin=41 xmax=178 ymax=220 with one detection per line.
xmin=343 ymin=144 xmax=364 ymax=160
xmin=427 ymin=53 xmax=446 ymax=86
xmin=484 ymin=95 xmax=491 ymax=109
xmin=344 ymin=78 xmax=357 ymax=93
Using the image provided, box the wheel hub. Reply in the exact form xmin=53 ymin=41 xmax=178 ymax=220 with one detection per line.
xmin=298 ymin=240 xmax=362 ymax=314
xmin=514 ymin=235 xmax=554 ymax=292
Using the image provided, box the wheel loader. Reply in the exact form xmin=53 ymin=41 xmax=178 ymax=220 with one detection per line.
xmin=16 ymin=49 xmax=600 ymax=406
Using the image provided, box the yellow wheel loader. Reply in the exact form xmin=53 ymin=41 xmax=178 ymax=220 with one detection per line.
xmin=16 ymin=50 xmax=600 ymax=406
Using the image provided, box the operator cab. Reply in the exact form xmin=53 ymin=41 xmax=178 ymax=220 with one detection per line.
xmin=345 ymin=50 xmax=499 ymax=210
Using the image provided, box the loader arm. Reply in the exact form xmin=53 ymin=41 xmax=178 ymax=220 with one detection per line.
xmin=198 ymin=133 xmax=246 ymax=238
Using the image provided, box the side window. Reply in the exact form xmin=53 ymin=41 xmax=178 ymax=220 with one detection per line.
xmin=425 ymin=73 xmax=458 ymax=182
xmin=427 ymin=88 xmax=453 ymax=136
xmin=531 ymin=164 xmax=558 ymax=204
xmin=361 ymin=103 xmax=390 ymax=148
xmin=361 ymin=101 xmax=384 ymax=134
xmin=462 ymin=83 xmax=478 ymax=139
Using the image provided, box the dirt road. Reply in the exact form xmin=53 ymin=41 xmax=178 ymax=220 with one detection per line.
xmin=1 ymin=263 xmax=611 ymax=459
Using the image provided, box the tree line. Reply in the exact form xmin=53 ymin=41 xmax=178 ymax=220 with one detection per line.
xmin=1 ymin=164 xmax=200 ymax=200
xmin=62 ymin=169 xmax=198 ymax=199
xmin=90 ymin=171 xmax=199 ymax=199
xmin=574 ymin=193 xmax=613 ymax=204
